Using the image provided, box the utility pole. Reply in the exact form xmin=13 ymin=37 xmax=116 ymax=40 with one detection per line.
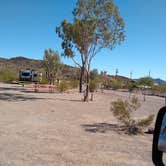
xmin=115 ymin=68 xmax=118 ymax=79
xmin=149 ymin=70 xmax=151 ymax=78
xmin=130 ymin=71 xmax=133 ymax=80
xmin=129 ymin=71 xmax=133 ymax=99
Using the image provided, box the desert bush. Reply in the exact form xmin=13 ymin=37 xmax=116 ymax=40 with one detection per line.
xmin=110 ymin=96 xmax=154 ymax=135
xmin=58 ymin=80 xmax=68 ymax=92
xmin=69 ymin=80 xmax=79 ymax=89
xmin=89 ymin=80 xmax=98 ymax=92
xmin=111 ymin=79 xmax=122 ymax=90
xmin=152 ymin=85 xmax=166 ymax=96
xmin=123 ymin=81 xmax=137 ymax=91
xmin=137 ymin=115 xmax=155 ymax=127
xmin=102 ymin=79 xmax=122 ymax=90
xmin=0 ymin=70 xmax=18 ymax=82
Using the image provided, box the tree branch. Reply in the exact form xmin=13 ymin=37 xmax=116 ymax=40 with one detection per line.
xmin=71 ymin=57 xmax=81 ymax=68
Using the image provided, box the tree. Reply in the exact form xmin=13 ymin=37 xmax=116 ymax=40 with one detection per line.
xmin=90 ymin=69 xmax=99 ymax=80
xmin=138 ymin=77 xmax=154 ymax=101
xmin=138 ymin=77 xmax=154 ymax=86
xmin=56 ymin=0 xmax=125 ymax=101
xmin=42 ymin=49 xmax=61 ymax=85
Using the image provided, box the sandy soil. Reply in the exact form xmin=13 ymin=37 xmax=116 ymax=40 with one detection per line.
xmin=0 ymin=83 xmax=165 ymax=166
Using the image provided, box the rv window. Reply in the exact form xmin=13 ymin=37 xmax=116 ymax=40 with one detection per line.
xmin=22 ymin=72 xmax=30 ymax=76
xmin=33 ymin=74 xmax=37 ymax=77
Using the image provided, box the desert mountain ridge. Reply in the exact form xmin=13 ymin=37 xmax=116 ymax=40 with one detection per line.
xmin=0 ymin=56 xmax=165 ymax=84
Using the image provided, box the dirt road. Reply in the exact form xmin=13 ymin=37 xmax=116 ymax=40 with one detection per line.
xmin=0 ymin=83 xmax=164 ymax=166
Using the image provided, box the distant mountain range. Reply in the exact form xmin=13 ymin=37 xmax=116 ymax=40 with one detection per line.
xmin=0 ymin=56 xmax=166 ymax=84
xmin=153 ymin=78 xmax=166 ymax=85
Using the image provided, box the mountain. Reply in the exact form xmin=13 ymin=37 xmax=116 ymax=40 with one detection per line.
xmin=0 ymin=56 xmax=79 ymax=80
xmin=153 ymin=78 xmax=166 ymax=85
xmin=0 ymin=56 xmax=41 ymax=71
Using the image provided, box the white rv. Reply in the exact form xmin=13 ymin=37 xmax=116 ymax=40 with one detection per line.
xmin=19 ymin=69 xmax=42 ymax=82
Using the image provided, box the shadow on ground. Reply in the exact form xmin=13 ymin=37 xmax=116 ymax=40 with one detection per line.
xmin=82 ymin=123 xmax=154 ymax=135
xmin=54 ymin=98 xmax=82 ymax=102
xmin=81 ymin=123 xmax=126 ymax=134
xmin=0 ymin=93 xmax=48 ymax=102
xmin=0 ymin=87 xmax=24 ymax=91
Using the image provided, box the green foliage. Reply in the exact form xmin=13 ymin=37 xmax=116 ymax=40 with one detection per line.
xmin=111 ymin=79 xmax=122 ymax=90
xmin=89 ymin=80 xmax=98 ymax=92
xmin=111 ymin=99 xmax=131 ymax=124
xmin=69 ymin=80 xmax=79 ymax=89
xmin=90 ymin=69 xmax=99 ymax=80
xmin=123 ymin=81 xmax=137 ymax=91
xmin=56 ymin=0 xmax=125 ymax=100
xmin=73 ymin=0 xmax=125 ymax=50
xmin=138 ymin=77 xmax=154 ymax=86
xmin=102 ymin=79 xmax=122 ymax=90
xmin=137 ymin=115 xmax=155 ymax=127
xmin=58 ymin=80 xmax=68 ymax=92
xmin=42 ymin=49 xmax=62 ymax=85
xmin=39 ymin=78 xmax=48 ymax=84
xmin=0 ymin=70 xmax=18 ymax=82
xmin=111 ymin=96 xmax=154 ymax=135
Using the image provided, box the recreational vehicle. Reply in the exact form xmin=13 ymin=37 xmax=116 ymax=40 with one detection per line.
xmin=19 ymin=69 xmax=42 ymax=82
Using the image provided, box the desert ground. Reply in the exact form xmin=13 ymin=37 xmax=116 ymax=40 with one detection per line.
xmin=0 ymin=83 xmax=165 ymax=166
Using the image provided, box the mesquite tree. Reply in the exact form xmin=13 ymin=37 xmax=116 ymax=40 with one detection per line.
xmin=42 ymin=49 xmax=61 ymax=85
xmin=56 ymin=0 xmax=125 ymax=101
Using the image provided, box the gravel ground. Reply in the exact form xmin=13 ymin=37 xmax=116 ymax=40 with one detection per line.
xmin=0 ymin=83 xmax=165 ymax=166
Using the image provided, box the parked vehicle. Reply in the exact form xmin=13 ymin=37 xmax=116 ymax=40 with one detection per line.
xmin=152 ymin=106 xmax=166 ymax=165
xmin=19 ymin=69 xmax=42 ymax=82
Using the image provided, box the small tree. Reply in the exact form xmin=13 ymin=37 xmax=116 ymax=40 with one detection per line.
xmin=138 ymin=77 xmax=154 ymax=86
xmin=138 ymin=77 xmax=154 ymax=101
xmin=42 ymin=49 xmax=62 ymax=85
xmin=56 ymin=0 xmax=125 ymax=101
xmin=111 ymin=96 xmax=154 ymax=135
xmin=90 ymin=69 xmax=99 ymax=80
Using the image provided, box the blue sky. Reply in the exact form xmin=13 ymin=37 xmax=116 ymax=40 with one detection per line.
xmin=0 ymin=0 xmax=166 ymax=79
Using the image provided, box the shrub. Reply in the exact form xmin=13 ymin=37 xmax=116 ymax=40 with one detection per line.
xmin=58 ymin=80 xmax=68 ymax=92
xmin=0 ymin=70 xmax=18 ymax=82
xmin=111 ymin=79 xmax=122 ymax=90
xmin=102 ymin=79 xmax=122 ymax=90
xmin=137 ymin=115 xmax=154 ymax=127
xmin=89 ymin=80 xmax=97 ymax=92
xmin=69 ymin=80 xmax=79 ymax=89
xmin=111 ymin=96 xmax=154 ymax=135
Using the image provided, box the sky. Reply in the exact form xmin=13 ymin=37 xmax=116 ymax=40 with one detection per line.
xmin=0 ymin=0 xmax=166 ymax=79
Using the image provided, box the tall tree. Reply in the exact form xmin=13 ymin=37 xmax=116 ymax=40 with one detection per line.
xmin=42 ymin=49 xmax=61 ymax=85
xmin=56 ymin=0 xmax=125 ymax=101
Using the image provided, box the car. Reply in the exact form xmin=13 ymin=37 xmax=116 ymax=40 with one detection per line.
xmin=152 ymin=106 xmax=166 ymax=165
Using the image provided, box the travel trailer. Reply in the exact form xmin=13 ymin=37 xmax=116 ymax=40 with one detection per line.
xmin=19 ymin=69 xmax=42 ymax=82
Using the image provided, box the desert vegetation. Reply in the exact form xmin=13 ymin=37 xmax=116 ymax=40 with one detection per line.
xmin=0 ymin=0 xmax=165 ymax=165
xmin=111 ymin=96 xmax=154 ymax=135
xmin=56 ymin=0 xmax=125 ymax=101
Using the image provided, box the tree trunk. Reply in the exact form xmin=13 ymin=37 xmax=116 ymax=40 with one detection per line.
xmin=79 ymin=66 xmax=85 ymax=93
xmin=84 ymin=71 xmax=90 ymax=102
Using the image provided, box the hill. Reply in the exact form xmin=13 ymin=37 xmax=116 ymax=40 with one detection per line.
xmin=153 ymin=78 xmax=166 ymax=85
xmin=0 ymin=56 xmax=42 ymax=71
xmin=0 ymin=56 xmax=79 ymax=81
